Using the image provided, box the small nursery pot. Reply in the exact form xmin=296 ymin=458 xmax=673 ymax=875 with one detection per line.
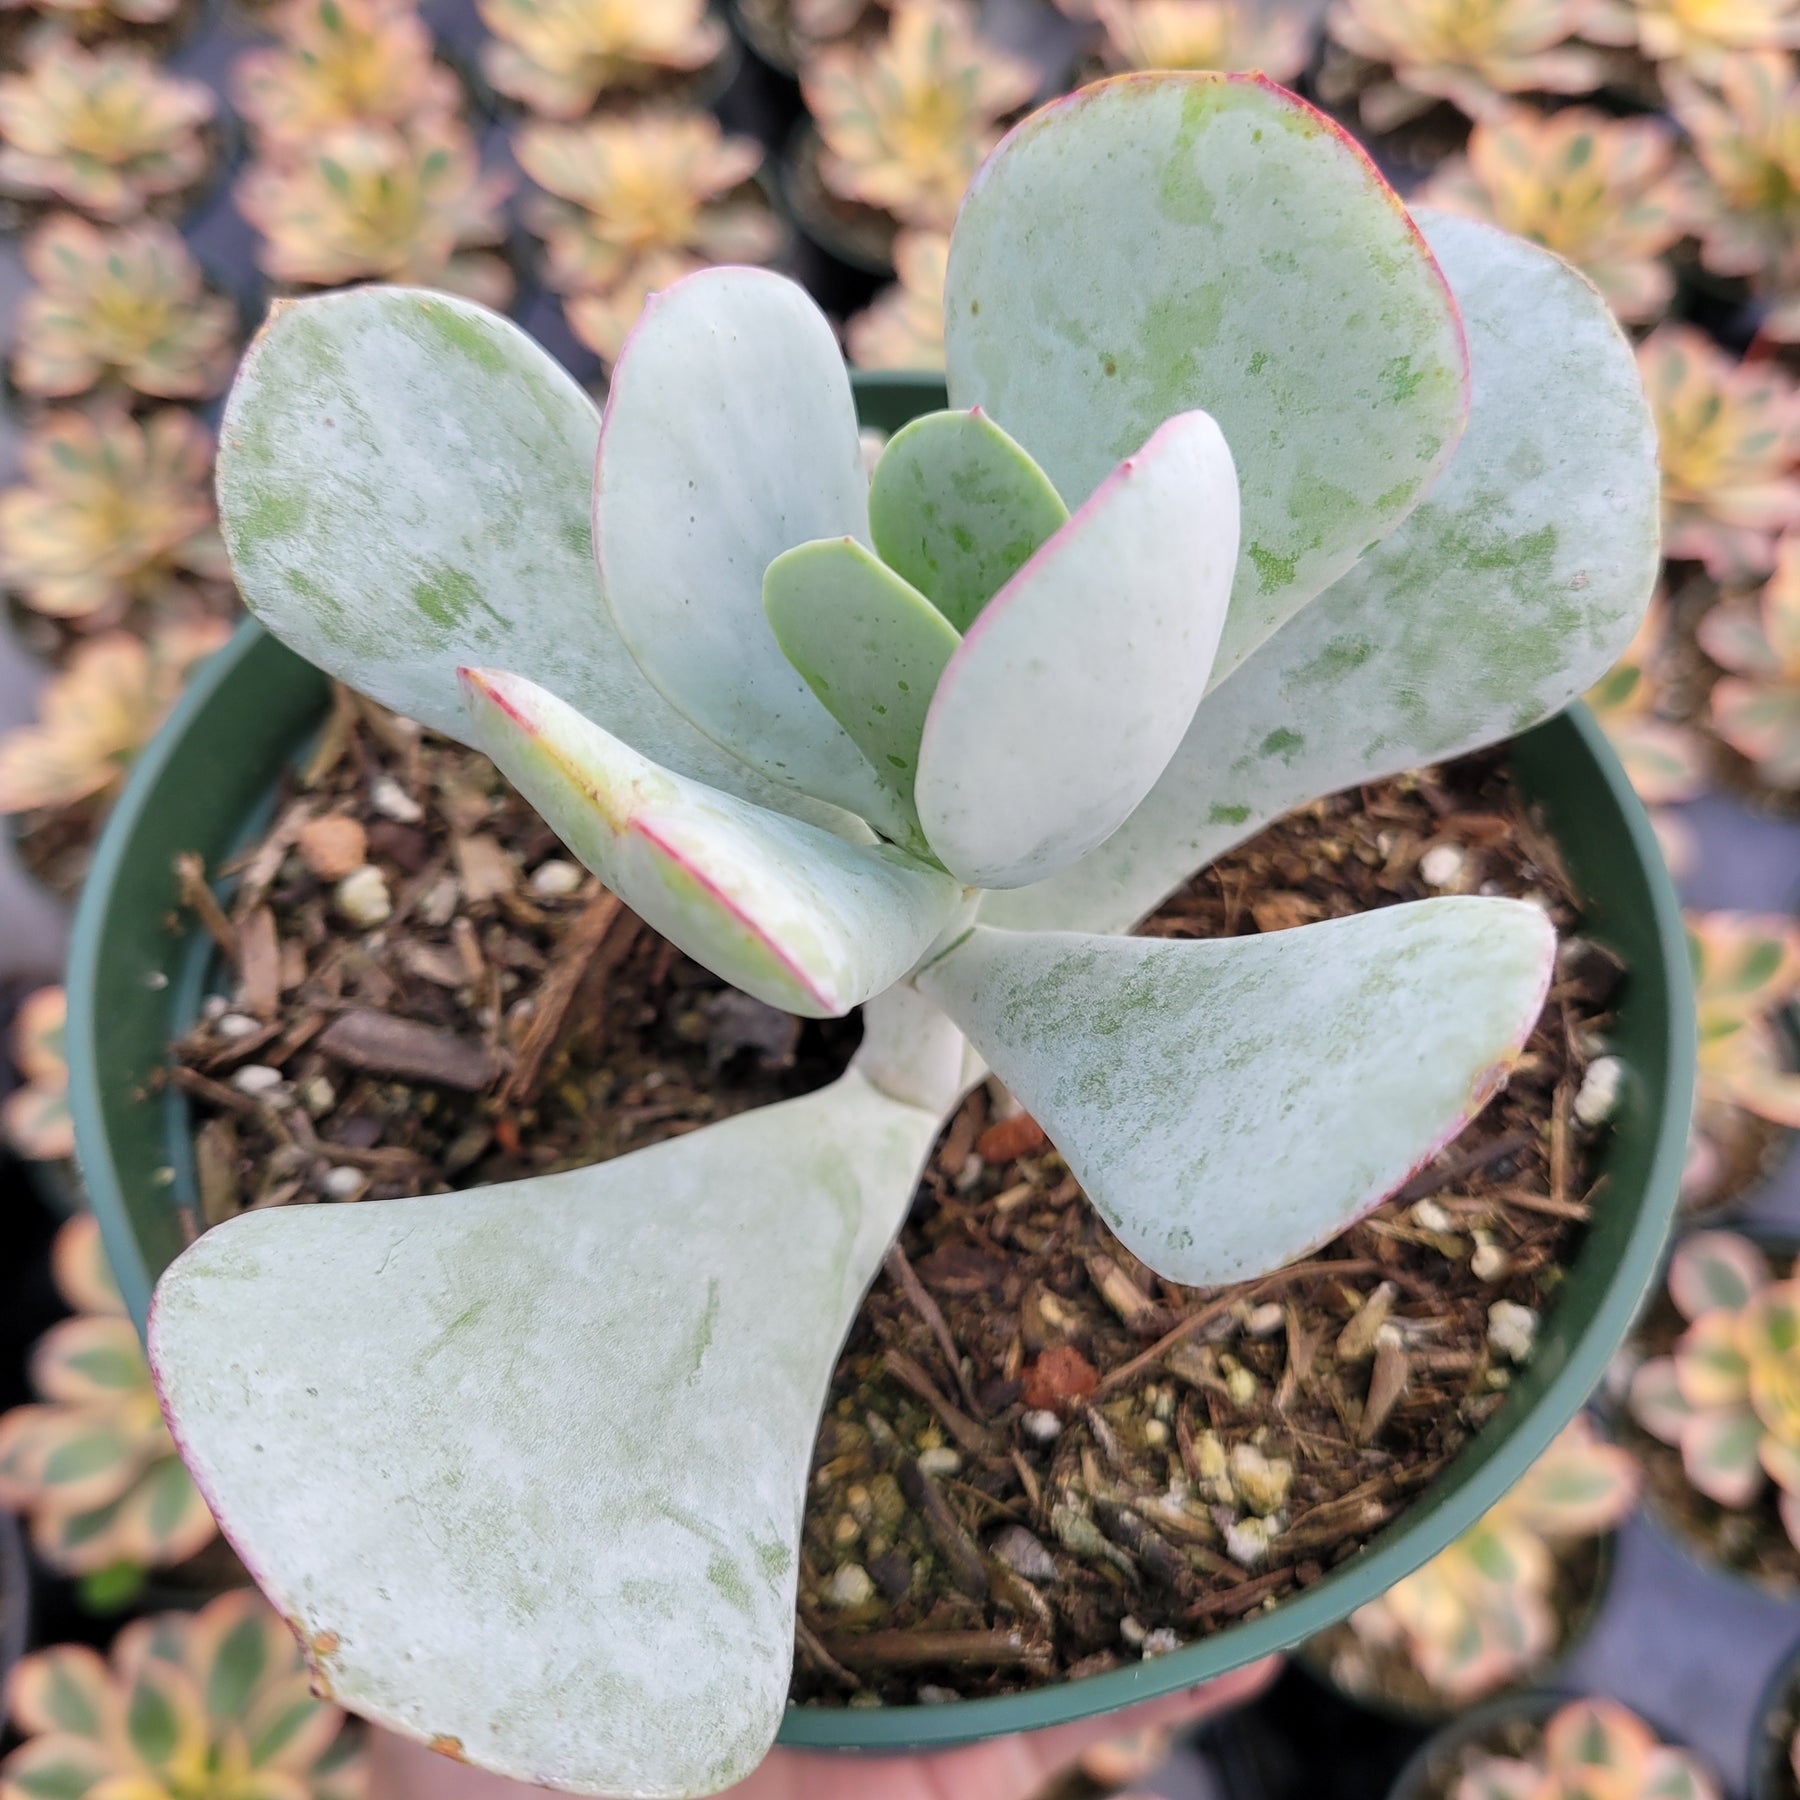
xmin=1387 ymin=1690 xmax=1568 ymax=1800
xmin=1749 ymin=1633 xmax=1800 ymax=1800
xmin=68 ymin=374 xmax=1693 ymax=1754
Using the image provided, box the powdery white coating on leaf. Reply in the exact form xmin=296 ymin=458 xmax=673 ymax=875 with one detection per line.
xmin=913 ymin=409 xmax=1239 ymax=889
xmin=460 ymin=667 xmax=962 ymax=1018
xmin=915 ymin=898 xmax=1554 ymax=1285
xmin=215 ymin=286 xmax=811 ymax=818
xmin=944 ymin=71 xmax=1469 ymax=685
xmin=983 ymin=210 xmax=1659 ymax=936
xmin=148 ymin=1067 xmax=943 ymax=1800
xmin=594 ymin=266 xmax=908 ymax=837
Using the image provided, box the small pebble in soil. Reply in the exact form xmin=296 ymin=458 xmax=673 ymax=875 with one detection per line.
xmin=1230 ymin=1443 xmax=1294 ymax=1515
xmin=529 ymin=859 xmax=585 ymax=898
xmin=825 ymin=1564 xmax=875 ymax=1608
xmin=371 ymin=776 xmax=424 ymax=824
xmin=992 ymin=1526 xmax=1058 ymax=1583
xmin=322 ymin=1166 xmax=368 ymax=1200
xmin=1226 ymin=1516 xmax=1274 ymax=1568
xmin=216 ymin=1013 xmax=261 ymax=1039
xmin=1142 ymin=1628 xmax=1182 ymax=1658
xmin=1411 ymin=1199 xmax=1455 ymax=1233
xmin=917 ymin=1446 xmax=961 ymax=1478
xmin=1419 ymin=843 xmax=1466 ymax=888
xmin=1471 ymin=1238 xmax=1509 ymax=1282
xmin=297 ymin=814 xmax=368 ymax=879
xmin=300 ymin=1077 xmax=335 ymax=1116
xmin=1574 ymin=1054 xmax=1625 ymax=1126
xmin=1119 ymin=1615 xmax=1147 ymax=1650
xmin=334 ymin=864 xmax=392 ymax=926
xmin=232 ymin=1064 xmax=283 ymax=1095
xmin=1488 ymin=1300 xmax=1539 ymax=1362
xmin=916 ymin=1686 xmax=958 ymax=1705
xmin=1244 ymin=1301 xmax=1286 ymax=1336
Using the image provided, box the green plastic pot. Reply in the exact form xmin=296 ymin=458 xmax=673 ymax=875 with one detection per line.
xmin=1387 ymin=1691 xmax=1569 ymax=1800
xmin=1749 ymin=1633 xmax=1800 ymax=1800
xmin=67 ymin=373 xmax=1694 ymax=1754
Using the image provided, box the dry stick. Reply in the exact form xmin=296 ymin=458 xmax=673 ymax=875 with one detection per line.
xmin=175 ymin=852 xmax=239 ymax=962
xmin=792 ymin=1618 xmax=860 ymax=1692
xmin=1094 ymin=1258 xmax=1386 ymax=1397
xmin=1550 ymin=1080 xmax=1572 ymax=1207
xmin=882 ymin=1349 xmax=1002 ymax=1457
xmin=884 ymin=1240 xmax=985 ymax=1416
xmin=1491 ymin=1184 xmax=1591 ymax=1223
xmin=499 ymin=889 xmax=624 ymax=1107
xmin=896 ymin=1455 xmax=989 ymax=1599
xmin=1183 ymin=1565 xmax=1297 ymax=1621
xmin=821 ymin=1629 xmax=1053 ymax=1671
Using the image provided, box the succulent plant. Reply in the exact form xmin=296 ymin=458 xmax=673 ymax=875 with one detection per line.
xmin=1456 ymin=1699 xmax=1718 ymax=1800
xmin=1669 ymin=53 xmax=1800 ymax=343
xmin=0 ymin=36 xmax=214 ymax=221
xmin=1584 ymin=0 xmax=1800 ymax=74
xmin=0 ymin=0 xmax=181 ymax=39
xmin=235 ymin=117 xmax=512 ymax=305
xmin=12 ymin=213 xmax=237 ymax=401
xmin=517 ymin=109 xmax=785 ymax=362
xmin=477 ymin=0 xmax=728 ymax=120
xmin=1587 ymin=598 xmax=1709 ymax=807
xmin=1418 ymin=107 xmax=1688 ymax=325
xmin=1093 ymin=0 xmax=1311 ymax=77
xmin=0 ymin=1213 xmax=217 ymax=1576
xmin=1698 ymin=534 xmax=1800 ymax=784
xmin=1324 ymin=0 xmax=1612 ymax=131
xmin=1685 ymin=911 xmax=1800 ymax=1145
xmin=1345 ymin=1417 xmax=1638 ymax=1702
xmin=0 ymin=618 xmax=227 ymax=816
xmin=232 ymin=0 xmax=460 ymax=157
xmin=1 ymin=985 xmax=73 ymax=1162
xmin=150 ymin=71 xmax=1658 ymax=1797
xmin=1630 ymin=1229 xmax=1800 ymax=1553
xmin=800 ymin=0 xmax=1037 ymax=230
xmin=1639 ymin=325 xmax=1800 ymax=582
xmin=0 ymin=1588 xmax=367 ymax=1800
xmin=847 ymin=226 xmax=946 ymax=369
xmin=0 ymin=407 xmax=229 ymax=620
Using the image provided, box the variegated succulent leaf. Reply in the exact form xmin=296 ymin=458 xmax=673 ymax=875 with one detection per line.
xmin=985 ymin=210 xmax=1657 ymax=935
xmin=914 ymin=897 xmax=1553 ymax=1285
xmin=1688 ymin=911 xmax=1800 ymax=1129
xmin=945 ymin=72 xmax=1471 ymax=687
xmin=148 ymin=1063 xmax=941 ymax=1800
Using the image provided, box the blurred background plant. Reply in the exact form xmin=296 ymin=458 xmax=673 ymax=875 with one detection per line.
xmin=0 ymin=985 xmax=71 ymax=1163
xmin=478 ymin=0 xmax=728 ymax=116
xmin=1454 ymin=1698 xmax=1718 ymax=1800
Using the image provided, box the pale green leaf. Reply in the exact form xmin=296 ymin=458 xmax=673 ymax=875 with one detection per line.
xmin=1679 ymin=1407 xmax=1764 ymax=1507
xmin=984 ymin=210 xmax=1659 ymax=936
xmin=915 ymin=897 xmax=1553 ymax=1285
xmin=945 ymin=72 xmax=1469 ymax=683
xmin=1668 ymin=1230 xmax=1768 ymax=1320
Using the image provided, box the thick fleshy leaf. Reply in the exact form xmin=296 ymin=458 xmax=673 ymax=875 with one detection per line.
xmin=594 ymin=266 xmax=904 ymax=835
xmin=0 ymin=1731 xmax=114 ymax=1799
xmin=762 ymin=537 xmax=961 ymax=844
xmin=1673 ymin=1311 xmax=1752 ymax=1409
xmin=866 ymin=409 xmax=1069 ymax=632
xmin=1678 ymin=1407 xmax=1765 ymax=1507
xmin=914 ymin=410 xmax=1238 ymax=889
xmin=915 ymin=897 xmax=1554 ymax=1285
xmin=52 ymin=1215 xmax=126 ymax=1319
xmin=1668 ymin=1230 xmax=1769 ymax=1321
xmin=1543 ymin=1699 xmax=1659 ymax=1774
xmin=1760 ymin=1433 xmax=1800 ymax=1496
xmin=30 ymin=1317 xmax=150 ymax=1405
xmin=215 ymin=287 xmax=806 ymax=820
xmin=945 ymin=72 xmax=1469 ymax=682
xmin=1744 ymin=1285 xmax=1800 ymax=1440
xmin=1507 ymin=1418 xmax=1639 ymax=1535
xmin=984 ymin=209 xmax=1658 ymax=936
xmin=460 ymin=668 xmax=961 ymax=1020
xmin=5 ymin=1645 xmax=112 ymax=1737
xmin=1630 ymin=1357 xmax=1701 ymax=1447
xmin=149 ymin=1065 xmax=941 ymax=1800
xmin=1637 ymin=1747 xmax=1720 ymax=1800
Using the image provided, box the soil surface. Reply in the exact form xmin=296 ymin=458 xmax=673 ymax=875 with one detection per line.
xmin=166 ymin=692 xmax=1616 ymax=1706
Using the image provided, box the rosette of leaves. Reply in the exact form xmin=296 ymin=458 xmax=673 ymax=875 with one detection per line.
xmin=1345 ymin=1417 xmax=1638 ymax=1703
xmin=1685 ymin=913 xmax=1800 ymax=1172
xmin=0 ymin=618 xmax=227 ymax=817
xmin=1670 ymin=53 xmax=1800 ymax=344
xmin=0 ymin=0 xmax=179 ymax=41
xmin=0 ymin=36 xmax=214 ymax=221
xmin=1697 ymin=534 xmax=1800 ymax=785
xmin=800 ymin=0 xmax=1036 ymax=231
xmin=1584 ymin=0 xmax=1800 ymax=74
xmin=1092 ymin=0 xmax=1311 ymax=77
xmin=12 ymin=213 xmax=236 ymax=401
xmin=232 ymin=0 xmax=460 ymax=158
xmin=477 ymin=0 xmax=728 ymax=120
xmin=1419 ymin=107 xmax=1689 ymax=324
xmin=235 ymin=117 xmax=511 ymax=305
xmin=847 ymin=227 xmax=946 ymax=369
xmin=1630 ymin=1230 xmax=1800 ymax=1551
xmin=1639 ymin=325 xmax=1800 ymax=581
xmin=152 ymin=71 xmax=1659 ymax=1796
xmin=0 ymin=1214 xmax=217 ymax=1578
xmin=0 ymin=1588 xmax=366 ymax=1800
xmin=517 ymin=109 xmax=785 ymax=364
xmin=1323 ymin=0 xmax=1613 ymax=131
xmin=0 ymin=408 xmax=228 ymax=619
xmin=1 ymin=986 xmax=73 ymax=1163
xmin=1456 ymin=1699 xmax=1718 ymax=1800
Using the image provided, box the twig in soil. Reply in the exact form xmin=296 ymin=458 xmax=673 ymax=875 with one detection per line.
xmin=1551 ymin=1081 xmax=1572 ymax=1207
xmin=316 ymin=1008 xmax=493 ymax=1091
xmin=169 ymin=1063 xmax=265 ymax=1117
xmin=1358 ymin=1336 xmax=1410 ymax=1445
xmin=896 ymin=1453 xmax=990 ymax=1599
xmin=1390 ymin=1129 xmax=1535 ymax=1205
xmin=1085 ymin=1251 xmax=1175 ymax=1336
xmin=174 ymin=852 xmax=239 ymax=961
xmin=1491 ymin=1184 xmax=1591 ymax=1223
xmin=882 ymin=1350 xmax=1002 ymax=1457
xmin=820 ymin=1629 xmax=1053 ymax=1672
xmin=1182 ymin=1566 xmax=1296 ymax=1621
xmin=499 ymin=890 xmax=627 ymax=1107
xmin=793 ymin=1618 xmax=860 ymax=1691
xmin=883 ymin=1241 xmax=984 ymax=1417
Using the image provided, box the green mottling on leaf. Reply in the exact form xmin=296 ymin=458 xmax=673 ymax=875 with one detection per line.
xmin=706 ymin=1552 xmax=756 ymax=1616
xmin=1247 ymin=543 xmax=1299 ymax=593
xmin=411 ymin=565 xmax=505 ymax=634
xmin=1209 ymin=802 xmax=1250 ymax=824
xmin=1380 ymin=355 xmax=1426 ymax=404
xmin=1248 ymin=350 xmax=1270 ymax=376
xmin=1261 ymin=727 xmax=1303 ymax=759
xmin=416 ymin=302 xmax=511 ymax=376
xmin=686 ymin=1278 xmax=721 ymax=1379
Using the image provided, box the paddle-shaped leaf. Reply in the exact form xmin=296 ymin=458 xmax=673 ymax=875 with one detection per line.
xmin=984 ymin=209 xmax=1659 ymax=935
xmin=1679 ymin=1407 xmax=1764 ymax=1507
xmin=945 ymin=72 xmax=1469 ymax=682
xmin=149 ymin=1066 xmax=942 ymax=1800
xmin=460 ymin=667 xmax=962 ymax=1019
xmin=866 ymin=409 xmax=1069 ymax=631
xmin=762 ymin=537 xmax=961 ymax=847
xmin=915 ymin=897 xmax=1554 ymax=1285
xmin=595 ymin=267 xmax=908 ymax=837
xmin=913 ymin=409 xmax=1238 ymax=889
xmin=1629 ymin=1357 xmax=1697 ymax=1444
xmin=215 ymin=286 xmax=807 ymax=818
xmin=1668 ymin=1229 xmax=1770 ymax=1320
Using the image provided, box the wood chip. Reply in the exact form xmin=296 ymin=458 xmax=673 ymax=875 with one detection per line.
xmin=1085 ymin=1250 xmax=1174 ymax=1337
xmin=819 ymin=1629 xmax=1052 ymax=1671
xmin=194 ymin=1117 xmax=241 ymax=1226
xmin=1359 ymin=1335 xmax=1410 ymax=1445
xmin=296 ymin=814 xmax=368 ymax=880
xmin=238 ymin=907 xmax=282 ymax=1020
xmin=174 ymin=852 xmax=238 ymax=961
xmin=976 ymin=1113 xmax=1048 ymax=1164
xmin=454 ymin=832 xmax=515 ymax=905
xmin=1334 ymin=1281 xmax=1397 ymax=1362
xmin=316 ymin=1009 xmax=493 ymax=1091
xmin=499 ymin=891 xmax=629 ymax=1108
